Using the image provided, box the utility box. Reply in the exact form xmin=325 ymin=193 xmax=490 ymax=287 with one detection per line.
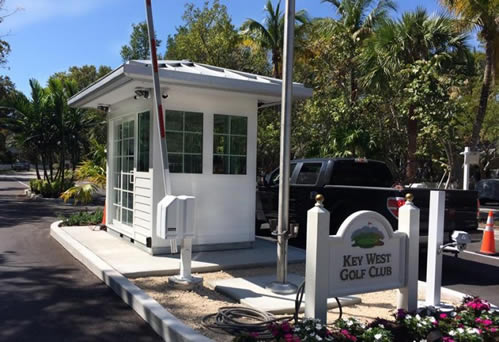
xmin=157 ymin=195 xmax=195 ymax=241
xmin=68 ymin=60 xmax=312 ymax=255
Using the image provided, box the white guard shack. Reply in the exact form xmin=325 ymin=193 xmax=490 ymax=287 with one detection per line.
xmin=68 ymin=60 xmax=312 ymax=255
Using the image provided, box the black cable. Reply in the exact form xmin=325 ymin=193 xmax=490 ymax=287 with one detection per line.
xmin=201 ymin=306 xmax=292 ymax=339
xmin=294 ymin=280 xmax=343 ymax=323
xmin=202 ymin=281 xmax=344 ymax=338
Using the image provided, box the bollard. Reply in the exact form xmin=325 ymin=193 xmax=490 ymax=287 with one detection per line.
xmin=396 ymin=193 xmax=420 ymax=312
xmin=426 ymin=191 xmax=445 ymax=306
xmin=304 ymin=194 xmax=330 ymax=323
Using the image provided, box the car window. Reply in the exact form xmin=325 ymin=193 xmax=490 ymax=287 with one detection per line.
xmin=296 ymin=163 xmax=322 ymax=185
xmin=270 ymin=163 xmax=296 ymax=186
xmin=329 ymin=160 xmax=393 ymax=187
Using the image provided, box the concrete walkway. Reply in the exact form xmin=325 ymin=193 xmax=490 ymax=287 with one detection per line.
xmin=59 ymin=226 xmax=306 ymax=278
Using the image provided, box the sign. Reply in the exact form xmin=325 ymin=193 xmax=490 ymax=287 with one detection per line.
xmin=328 ymin=211 xmax=406 ymax=298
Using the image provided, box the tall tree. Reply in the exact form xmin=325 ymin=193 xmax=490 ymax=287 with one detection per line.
xmin=165 ymin=0 xmax=269 ymax=74
xmin=121 ymin=21 xmax=161 ymax=61
xmin=321 ymin=0 xmax=396 ymax=102
xmin=241 ymin=0 xmax=309 ymax=78
xmin=50 ymin=65 xmax=112 ymax=91
xmin=440 ymin=0 xmax=498 ymax=150
xmin=362 ymin=9 xmax=468 ymax=181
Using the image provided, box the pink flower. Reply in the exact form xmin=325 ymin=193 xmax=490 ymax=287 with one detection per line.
xmin=284 ymin=333 xmax=294 ymax=342
xmin=281 ymin=321 xmax=291 ymax=333
xmin=482 ymin=319 xmax=493 ymax=326
xmin=443 ymin=337 xmax=455 ymax=342
xmin=490 ymin=327 xmax=497 ymax=333
xmin=440 ymin=313 xmax=448 ymax=319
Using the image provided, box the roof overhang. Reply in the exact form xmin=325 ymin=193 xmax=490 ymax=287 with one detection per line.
xmin=68 ymin=60 xmax=313 ymax=108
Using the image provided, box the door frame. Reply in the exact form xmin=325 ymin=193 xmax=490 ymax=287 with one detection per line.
xmin=110 ymin=113 xmax=138 ymax=237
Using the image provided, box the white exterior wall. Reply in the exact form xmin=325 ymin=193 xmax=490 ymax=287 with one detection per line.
xmin=105 ymin=86 xmax=258 ymax=254
xmin=152 ymin=86 xmax=258 ymax=251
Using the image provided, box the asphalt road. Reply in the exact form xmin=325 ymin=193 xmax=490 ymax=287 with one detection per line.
xmin=419 ymin=240 xmax=499 ymax=305
xmin=0 ymin=178 xmax=162 ymax=342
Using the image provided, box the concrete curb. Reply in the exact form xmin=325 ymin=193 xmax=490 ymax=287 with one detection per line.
xmin=50 ymin=221 xmax=213 ymax=342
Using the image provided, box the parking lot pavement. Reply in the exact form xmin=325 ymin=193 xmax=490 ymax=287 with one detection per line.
xmin=0 ymin=180 xmax=162 ymax=342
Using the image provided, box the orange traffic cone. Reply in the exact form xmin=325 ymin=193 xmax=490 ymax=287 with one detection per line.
xmin=101 ymin=200 xmax=107 ymax=226
xmin=479 ymin=211 xmax=497 ymax=255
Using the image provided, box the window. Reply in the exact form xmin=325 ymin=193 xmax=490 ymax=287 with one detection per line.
xmin=296 ymin=163 xmax=322 ymax=185
xmin=269 ymin=163 xmax=297 ymax=186
xmin=165 ymin=110 xmax=203 ymax=173
xmin=329 ymin=160 xmax=393 ymax=187
xmin=213 ymin=114 xmax=247 ymax=174
xmin=137 ymin=111 xmax=150 ymax=172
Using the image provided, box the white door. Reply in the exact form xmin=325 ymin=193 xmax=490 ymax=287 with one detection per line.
xmin=112 ymin=116 xmax=136 ymax=236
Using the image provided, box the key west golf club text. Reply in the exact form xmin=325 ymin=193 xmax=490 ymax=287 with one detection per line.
xmin=340 ymin=252 xmax=392 ymax=280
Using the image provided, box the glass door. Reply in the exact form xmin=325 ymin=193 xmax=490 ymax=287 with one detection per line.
xmin=112 ymin=117 xmax=135 ymax=232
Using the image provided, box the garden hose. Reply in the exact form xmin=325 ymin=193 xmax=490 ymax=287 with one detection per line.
xmin=202 ymin=281 xmax=343 ymax=338
xmin=201 ymin=306 xmax=292 ymax=339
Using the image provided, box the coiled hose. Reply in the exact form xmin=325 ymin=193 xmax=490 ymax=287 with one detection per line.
xmin=202 ymin=281 xmax=343 ymax=337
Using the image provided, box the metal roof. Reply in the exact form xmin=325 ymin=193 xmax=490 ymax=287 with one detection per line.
xmin=68 ymin=60 xmax=313 ymax=108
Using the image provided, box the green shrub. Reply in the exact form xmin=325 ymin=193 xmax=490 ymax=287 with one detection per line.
xmin=59 ymin=209 xmax=103 ymax=227
xmin=29 ymin=178 xmax=74 ymax=198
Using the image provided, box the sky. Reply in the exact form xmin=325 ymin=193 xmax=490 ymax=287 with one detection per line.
xmin=1 ymin=0 xmax=465 ymax=96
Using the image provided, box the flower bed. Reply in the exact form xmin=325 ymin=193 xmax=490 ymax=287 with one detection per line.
xmin=235 ymin=297 xmax=498 ymax=342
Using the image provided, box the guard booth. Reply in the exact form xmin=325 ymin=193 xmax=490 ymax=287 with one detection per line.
xmin=68 ymin=60 xmax=312 ymax=255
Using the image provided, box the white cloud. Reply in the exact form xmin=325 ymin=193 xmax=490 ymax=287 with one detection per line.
xmin=2 ymin=0 xmax=114 ymax=31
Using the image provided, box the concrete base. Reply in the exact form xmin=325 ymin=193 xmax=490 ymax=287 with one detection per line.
xmin=418 ymin=300 xmax=455 ymax=312
xmin=57 ymin=226 xmax=305 ymax=278
xmin=168 ymin=275 xmax=203 ymax=290
xmin=208 ymin=273 xmax=361 ymax=315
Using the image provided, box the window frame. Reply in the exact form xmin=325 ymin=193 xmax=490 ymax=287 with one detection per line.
xmin=164 ymin=110 xmax=203 ymax=174
xmin=213 ymin=114 xmax=248 ymax=175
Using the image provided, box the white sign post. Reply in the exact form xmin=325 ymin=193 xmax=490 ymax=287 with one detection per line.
xmin=305 ymin=195 xmax=330 ymax=323
xmin=396 ymin=195 xmax=420 ymax=312
xmin=426 ymin=191 xmax=445 ymax=306
xmin=305 ymin=194 xmax=420 ymax=323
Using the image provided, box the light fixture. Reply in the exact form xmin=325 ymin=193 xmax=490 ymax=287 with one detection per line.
xmin=134 ymin=87 xmax=150 ymax=100
xmin=97 ymin=104 xmax=110 ymax=112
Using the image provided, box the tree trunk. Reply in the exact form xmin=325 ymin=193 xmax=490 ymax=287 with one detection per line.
xmin=34 ymin=160 xmax=41 ymax=180
xmin=470 ymin=37 xmax=494 ymax=150
xmin=272 ymin=50 xmax=281 ymax=79
xmin=406 ymin=108 xmax=418 ymax=183
xmin=350 ymin=67 xmax=357 ymax=103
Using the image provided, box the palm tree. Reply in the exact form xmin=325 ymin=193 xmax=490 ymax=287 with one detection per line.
xmin=440 ymin=0 xmax=498 ymax=150
xmin=321 ymin=0 xmax=396 ymax=102
xmin=362 ymin=8 xmax=468 ymax=181
xmin=241 ymin=0 xmax=309 ymax=78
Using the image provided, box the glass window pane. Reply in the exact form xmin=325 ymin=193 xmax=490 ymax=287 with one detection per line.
xmin=296 ymin=163 xmax=322 ymax=185
xmin=127 ymin=192 xmax=133 ymax=210
xmin=185 ymin=112 xmax=203 ymax=132
xmin=128 ymin=121 xmax=134 ymax=138
xmin=168 ymin=154 xmax=183 ymax=173
xmin=137 ymin=111 xmax=150 ymax=172
xmin=231 ymin=116 xmax=247 ymax=135
xmin=213 ymin=155 xmax=229 ymax=174
xmin=166 ymin=132 xmax=183 ymax=153
xmin=213 ymin=135 xmax=228 ymax=155
xmin=214 ymin=115 xmax=229 ymax=134
xmin=184 ymin=133 xmax=202 ymax=153
xmin=184 ymin=154 xmax=202 ymax=174
xmin=128 ymin=210 xmax=134 ymax=225
xmin=230 ymin=156 xmax=246 ymax=174
xmin=230 ymin=136 xmax=247 ymax=155
xmin=165 ymin=110 xmax=183 ymax=131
